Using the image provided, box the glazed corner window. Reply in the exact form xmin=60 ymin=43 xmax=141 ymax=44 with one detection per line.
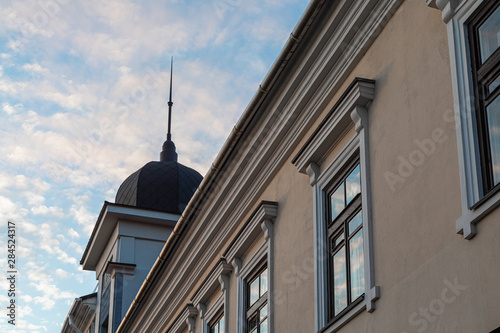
xmin=327 ymin=162 xmax=364 ymax=320
xmin=246 ymin=266 xmax=268 ymax=333
xmin=209 ymin=313 xmax=224 ymax=333
xmin=468 ymin=1 xmax=500 ymax=197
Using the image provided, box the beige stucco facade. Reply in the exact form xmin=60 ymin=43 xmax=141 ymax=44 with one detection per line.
xmin=63 ymin=0 xmax=500 ymax=332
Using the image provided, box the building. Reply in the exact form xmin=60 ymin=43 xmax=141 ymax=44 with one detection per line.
xmin=63 ymin=0 xmax=500 ymax=332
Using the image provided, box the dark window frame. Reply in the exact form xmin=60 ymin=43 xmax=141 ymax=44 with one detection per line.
xmin=246 ymin=264 xmax=268 ymax=333
xmin=325 ymin=158 xmax=364 ymax=322
xmin=468 ymin=1 xmax=500 ymax=200
xmin=209 ymin=311 xmax=224 ymax=333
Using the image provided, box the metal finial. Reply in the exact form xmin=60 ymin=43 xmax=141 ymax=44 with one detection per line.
xmin=167 ymin=56 xmax=173 ymax=141
xmin=160 ymin=56 xmax=178 ymax=162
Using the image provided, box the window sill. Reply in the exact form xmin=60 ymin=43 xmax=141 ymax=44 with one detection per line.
xmin=456 ymin=189 xmax=500 ymax=239
xmin=318 ymin=299 xmax=365 ymax=333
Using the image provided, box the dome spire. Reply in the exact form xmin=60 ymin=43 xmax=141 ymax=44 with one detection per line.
xmin=160 ymin=57 xmax=178 ymax=162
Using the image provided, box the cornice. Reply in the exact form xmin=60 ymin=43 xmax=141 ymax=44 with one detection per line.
xmin=225 ymin=201 xmax=278 ymax=263
xmin=427 ymin=0 xmax=460 ymax=23
xmin=293 ymin=78 xmax=375 ymax=174
xmin=104 ymin=262 xmax=136 ymax=277
xmin=166 ymin=305 xmax=198 ymax=333
xmin=191 ymin=259 xmax=232 ymax=309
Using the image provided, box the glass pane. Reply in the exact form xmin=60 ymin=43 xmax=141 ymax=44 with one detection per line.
xmin=211 ymin=322 xmax=218 ymax=333
xmin=260 ymin=319 xmax=268 ymax=333
xmin=488 ymin=74 xmax=500 ymax=94
xmin=219 ymin=316 xmax=224 ymax=333
xmin=248 ymin=315 xmax=258 ymax=331
xmin=260 ymin=304 xmax=268 ymax=322
xmin=250 ymin=277 xmax=260 ymax=306
xmin=330 ymin=183 xmax=345 ymax=222
xmin=487 ymin=95 xmax=500 ymax=185
xmin=333 ymin=246 xmax=347 ymax=316
xmin=260 ymin=269 xmax=268 ymax=295
xmin=349 ymin=228 xmax=365 ymax=300
xmin=478 ymin=5 xmax=500 ymax=63
xmin=348 ymin=210 xmax=363 ymax=235
xmin=345 ymin=165 xmax=361 ymax=204
xmin=333 ymin=233 xmax=344 ymax=248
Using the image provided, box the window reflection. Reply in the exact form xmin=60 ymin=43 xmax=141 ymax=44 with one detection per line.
xmin=328 ymin=162 xmax=364 ymax=319
xmin=330 ymin=183 xmax=345 ymax=222
xmin=478 ymin=5 xmax=500 ymax=63
xmin=348 ymin=211 xmax=362 ymax=235
xmin=487 ymin=96 xmax=500 ymax=185
xmin=333 ymin=247 xmax=347 ymax=315
xmin=349 ymin=229 xmax=365 ymax=300
xmin=345 ymin=165 xmax=361 ymax=204
xmin=250 ymin=278 xmax=260 ymax=306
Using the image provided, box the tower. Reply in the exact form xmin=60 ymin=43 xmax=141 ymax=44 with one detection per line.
xmin=79 ymin=59 xmax=203 ymax=333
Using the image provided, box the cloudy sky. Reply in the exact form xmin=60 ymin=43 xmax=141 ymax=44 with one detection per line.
xmin=0 ymin=0 xmax=309 ymax=331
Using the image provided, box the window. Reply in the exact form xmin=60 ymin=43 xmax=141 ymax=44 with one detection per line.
xmin=432 ymin=0 xmax=500 ymax=238
xmin=246 ymin=266 xmax=268 ymax=333
xmin=225 ymin=201 xmax=277 ymax=333
xmin=209 ymin=313 xmax=225 ymax=333
xmin=468 ymin=2 xmax=500 ymax=196
xmin=327 ymin=162 xmax=364 ymax=320
xmin=191 ymin=260 xmax=232 ymax=333
xmin=292 ymin=78 xmax=378 ymax=332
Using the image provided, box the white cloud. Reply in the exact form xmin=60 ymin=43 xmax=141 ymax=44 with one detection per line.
xmin=69 ymin=205 xmax=95 ymax=236
xmin=30 ymin=205 xmax=64 ymax=217
xmin=24 ymin=192 xmax=45 ymax=206
xmin=2 ymin=102 xmax=17 ymax=114
xmin=67 ymin=228 xmax=80 ymax=239
xmin=25 ymin=262 xmax=78 ymax=311
xmin=20 ymin=295 xmax=33 ymax=303
xmin=55 ymin=268 xmax=69 ymax=279
xmin=0 ymin=195 xmax=28 ymax=221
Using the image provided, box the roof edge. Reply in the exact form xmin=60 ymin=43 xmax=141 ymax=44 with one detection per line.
xmin=116 ymin=0 xmax=327 ymax=331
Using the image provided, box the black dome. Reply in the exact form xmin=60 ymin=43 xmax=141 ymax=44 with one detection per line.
xmin=115 ymin=161 xmax=203 ymax=214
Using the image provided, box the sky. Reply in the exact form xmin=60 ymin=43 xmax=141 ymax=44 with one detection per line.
xmin=0 ymin=0 xmax=310 ymax=331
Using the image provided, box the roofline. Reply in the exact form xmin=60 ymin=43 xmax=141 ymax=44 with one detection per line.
xmin=116 ymin=0 xmax=327 ymax=331
xmin=80 ymin=201 xmax=180 ymax=267
xmin=61 ymin=293 xmax=97 ymax=333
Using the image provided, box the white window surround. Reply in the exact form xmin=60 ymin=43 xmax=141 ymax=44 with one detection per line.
xmin=192 ymin=260 xmax=232 ymax=333
xmin=427 ymin=0 xmax=500 ymax=239
xmin=225 ymin=201 xmax=278 ymax=333
xmin=292 ymin=78 xmax=379 ymax=332
xmin=167 ymin=305 xmax=198 ymax=333
xmin=204 ymin=294 xmax=224 ymax=332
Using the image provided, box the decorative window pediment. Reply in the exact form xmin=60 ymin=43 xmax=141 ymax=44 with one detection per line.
xmin=293 ymin=78 xmax=378 ymax=332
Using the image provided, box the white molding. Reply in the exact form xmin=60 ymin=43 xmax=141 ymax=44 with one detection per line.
xmin=82 ymin=202 xmax=178 ymax=271
xmin=104 ymin=262 xmax=136 ymax=277
xmin=294 ymin=77 xmax=378 ymax=330
xmin=431 ymin=0 xmax=500 ymax=239
xmin=167 ymin=305 xmax=198 ymax=333
xmin=192 ymin=260 xmax=232 ymax=308
xmin=225 ymin=202 xmax=278 ymax=263
xmin=293 ymin=79 xmax=376 ymax=174
xmin=426 ymin=0 xmax=438 ymax=9
xmin=235 ymin=242 xmax=271 ymax=333
xmin=231 ymin=258 xmax=242 ymax=277
xmin=227 ymin=201 xmax=278 ymax=333
xmin=204 ymin=294 xmax=224 ymax=327
xmin=192 ymin=260 xmax=231 ymax=333
xmin=196 ymin=303 xmax=206 ymax=320
xmin=118 ymin=1 xmax=405 ymax=330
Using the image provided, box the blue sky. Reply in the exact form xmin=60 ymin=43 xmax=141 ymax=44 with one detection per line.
xmin=0 ymin=0 xmax=309 ymax=331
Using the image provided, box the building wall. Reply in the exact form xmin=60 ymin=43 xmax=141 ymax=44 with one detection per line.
xmin=221 ymin=0 xmax=499 ymax=332
xmin=118 ymin=0 xmax=500 ymax=332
